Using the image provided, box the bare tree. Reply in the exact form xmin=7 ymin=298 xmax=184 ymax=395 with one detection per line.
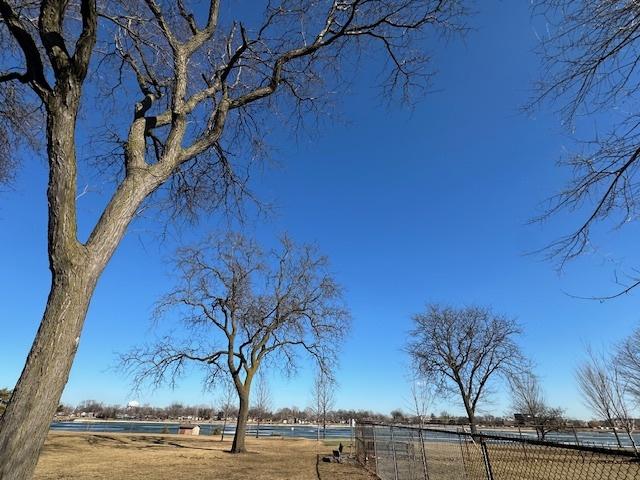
xmin=120 ymin=233 xmax=349 ymax=453
xmin=407 ymin=304 xmax=527 ymax=434
xmin=252 ymin=373 xmax=271 ymax=439
xmin=576 ymin=348 xmax=638 ymax=451
xmin=311 ymin=369 xmax=335 ymax=439
xmin=408 ymin=376 xmax=433 ymax=428
xmin=616 ymin=327 xmax=640 ymax=404
xmin=217 ymin=380 xmax=235 ymax=442
xmin=531 ymin=1 xmax=640 ymax=296
xmin=610 ymin=366 xmax=639 ymax=454
xmin=509 ymin=371 xmax=564 ymax=440
xmin=0 ymin=1 xmax=466 ymax=476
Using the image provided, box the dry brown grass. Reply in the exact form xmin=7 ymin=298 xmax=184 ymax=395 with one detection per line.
xmin=367 ymin=440 xmax=640 ymax=480
xmin=33 ymin=432 xmax=375 ymax=480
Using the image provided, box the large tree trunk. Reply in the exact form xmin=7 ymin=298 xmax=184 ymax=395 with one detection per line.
xmin=0 ymin=93 xmax=101 ymax=479
xmin=464 ymin=404 xmax=478 ymax=435
xmin=0 ymin=266 xmax=98 ymax=479
xmin=460 ymin=393 xmax=478 ymax=435
xmin=0 ymin=94 xmax=149 ymax=479
xmin=231 ymin=392 xmax=250 ymax=453
xmin=468 ymin=415 xmax=478 ymax=435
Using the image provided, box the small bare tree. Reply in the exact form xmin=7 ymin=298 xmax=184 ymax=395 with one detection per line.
xmin=509 ymin=371 xmax=564 ymax=440
xmin=0 ymin=1 xmax=466 ymax=476
xmin=576 ymin=349 xmax=638 ymax=451
xmin=610 ymin=366 xmax=639 ymax=454
xmin=408 ymin=376 xmax=433 ymax=428
xmin=531 ymin=1 xmax=640 ymax=296
xmin=252 ymin=373 xmax=271 ymax=439
xmin=120 ymin=233 xmax=349 ymax=453
xmin=311 ymin=369 xmax=335 ymax=439
xmin=217 ymin=379 xmax=235 ymax=442
xmin=407 ymin=304 xmax=527 ymax=434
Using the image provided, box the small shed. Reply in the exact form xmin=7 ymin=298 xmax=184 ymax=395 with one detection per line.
xmin=178 ymin=424 xmax=200 ymax=436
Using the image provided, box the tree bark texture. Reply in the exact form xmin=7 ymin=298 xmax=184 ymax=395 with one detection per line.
xmin=231 ymin=392 xmax=250 ymax=453
xmin=0 ymin=97 xmax=154 ymax=479
xmin=0 ymin=270 xmax=98 ymax=479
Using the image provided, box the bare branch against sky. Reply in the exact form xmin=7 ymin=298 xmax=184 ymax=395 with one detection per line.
xmin=0 ymin=1 xmax=466 ymax=476
xmin=531 ymin=1 xmax=640 ymax=297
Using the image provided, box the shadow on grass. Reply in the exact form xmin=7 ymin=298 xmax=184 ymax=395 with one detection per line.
xmin=221 ymin=449 xmax=262 ymax=455
xmin=41 ymin=442 xmax=79 ymax=455
xmin=86 ymin=435 xmax=129 ymax=446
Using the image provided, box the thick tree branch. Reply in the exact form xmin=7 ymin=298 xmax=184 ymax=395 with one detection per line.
xmin=39 ymin=0 xmax=72 ymax=77
xmin=72 ymin=0 xmax=97 ymax=81
xmin=0 ymin=0 xmax=50 ymax=97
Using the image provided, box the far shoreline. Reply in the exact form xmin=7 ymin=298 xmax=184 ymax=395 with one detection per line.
xmin=53 ymin=418 xmax=352 ymax=428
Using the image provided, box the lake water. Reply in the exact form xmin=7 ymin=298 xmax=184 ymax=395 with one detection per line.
xmin=50 ymin=421 xmax=639 ymax=448
xmin=481 ymin=428 xmax=640 ymax=448
xmin=50 ymin=421 xmax=353 ymax=439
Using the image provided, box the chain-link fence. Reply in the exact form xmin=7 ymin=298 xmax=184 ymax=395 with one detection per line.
xmin=355 ymin=422 xmax=640 ymax=480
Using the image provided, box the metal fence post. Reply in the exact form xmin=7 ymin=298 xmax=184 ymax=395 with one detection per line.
xmin=479 ymin=438 xmax=495 ymax=480
xmin=373 ymin=424 xmax=380 ymax=475
xmin=419 ymin=428 xmax=430 ymax=480
xmin=391 ymin=425 xmax=399 ymax=480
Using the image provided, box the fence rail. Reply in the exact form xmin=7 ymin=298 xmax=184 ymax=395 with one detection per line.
xmin=354 ymin=422 xmax=640 ymax=480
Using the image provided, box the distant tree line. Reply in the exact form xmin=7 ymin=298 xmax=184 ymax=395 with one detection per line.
xmin=46 ymin=397 xmax=589 ymax=430
xmin=51 ymin=398 xmax=400 ymax=425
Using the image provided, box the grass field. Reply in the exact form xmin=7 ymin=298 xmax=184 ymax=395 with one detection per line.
xmin=32 ymin=432 xmax=374 ymax=480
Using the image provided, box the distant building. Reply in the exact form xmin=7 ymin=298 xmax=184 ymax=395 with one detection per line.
xmin=514 ymin=413 xmax=535 ymax=425
xmin=178 ymin=424 xmax=200 ymax=436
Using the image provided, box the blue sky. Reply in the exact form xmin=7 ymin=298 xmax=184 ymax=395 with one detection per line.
xmin=2 ymin=1 xmax=640 ymax=420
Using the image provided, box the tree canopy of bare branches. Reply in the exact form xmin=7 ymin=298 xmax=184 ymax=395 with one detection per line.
xmin=576 ymin=348 xmax=638 ymax=451
xmin=0 ymin=1 xmax=466 ymax=476
xmin=532 ymin=1 xmax=640 ymax=296
xmin=407 ymin=304 xmax=527 ymax=434
xmin=120 ymin=233 xmax=349 ymax=453
xmin=616 ymin=327 xmax=640 ymax=405
xmin=509 ymin=371 xmax=564 ymax=440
